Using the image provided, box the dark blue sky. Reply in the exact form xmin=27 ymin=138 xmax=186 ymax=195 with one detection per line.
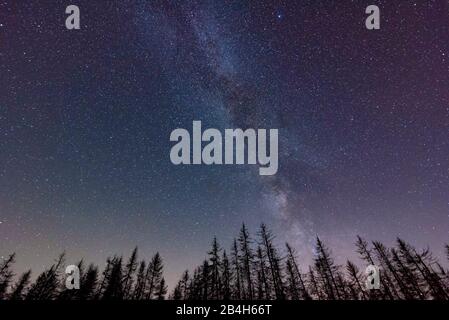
xmin=0 ymin=0 xmax=448 ymax=289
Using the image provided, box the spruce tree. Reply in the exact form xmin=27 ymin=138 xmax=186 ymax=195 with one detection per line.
xmin=0 ymin=253 xmax=15 ymax=299
xmin=9 ymin=270 xmax=31 ymax=300
xmin=102 ymin=256 xmax=124 ymax=300
xmin=208 ymin=237 xmax=222 ymax=299
xmin=238 ymin=224 xmax=254 ymax=299
xmin=259 ymin=224 xmax=285 ymax=299
xmin=26 ymin=253 xmax=65 ymax=300
xmin=123 ymin=247 xmax=138 ymax=299
xmin=133 ymin=260 xmax=147 ymax=300
xmin=145 ymin=252 xmax=164 ymax=299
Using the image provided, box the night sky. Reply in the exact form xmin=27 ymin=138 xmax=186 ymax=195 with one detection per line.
xmin=1 ymin=1 xmax=448 ymax=289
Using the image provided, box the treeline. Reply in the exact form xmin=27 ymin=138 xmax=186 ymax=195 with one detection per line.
xmin=1 ymin=223 xmax=449 ymax=300
xmin=170 ymin=223 xmax=449 ymax=300
xmin=0 ymin=249 xmax=167 ymax=300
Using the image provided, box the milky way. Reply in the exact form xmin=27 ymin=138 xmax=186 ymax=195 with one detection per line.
xmin=0 ymin=1 xmax=448 ymax=289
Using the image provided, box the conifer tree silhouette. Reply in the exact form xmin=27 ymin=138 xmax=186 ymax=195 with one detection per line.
xmin=123 ymin=247 xmax=138 ymax=299
xmin=0 ymin=253 xmax=15 ymax=300
xmin=259 ymin=224 xmax=285 ymax=299
xmin=9 ymin=270 xmax=31 ymax=300
xmin=26 ymin=253 xmax=65 ymax=300
xmin=238 ymin=224 xmax=254 ymax=299
xmin=346 ymin=261 xmax=367 ymax=300
xmin=208 ymin=237 xmax=222 ymax=300
xmin=255 ymin=245 xmax=271 ymax=299
xmin=221 ymin=251 xmax=231 ymax=300
xmin=96 ymin=257 xmax=113 ymax=299
xmin=2 ymin=223 xmax=449 ymax=301
xmin=132 ymin=260 xmax=147 ymax=300
xmin=230 ymin=238 xmax=243 ymax=299
xmin=356 ymin=236 xmax=395 ymax=299
xmin=145 ymin=253 xmax=164 ymax=300
xmin=77 ymin=264 xmax=98 ymax=300
xmin=314 ymin=237 xmax=342 ymax=300
xmin=286 ymin=243 xmax=310 ymax=300
xmin=102 ymin=256 xmax=124 ymax=300
xmin=156 ymin=277 xmax=167 ymax=300
xmin=201 ymin=260 xmax=210 ymax=300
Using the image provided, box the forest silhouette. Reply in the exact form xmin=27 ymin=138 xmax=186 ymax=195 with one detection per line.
xmin=1 ymin=223 xmax=448 ymax=300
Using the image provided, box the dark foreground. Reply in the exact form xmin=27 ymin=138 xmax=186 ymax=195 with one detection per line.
xmin=0 ymin=300 xmax=447 ymax=319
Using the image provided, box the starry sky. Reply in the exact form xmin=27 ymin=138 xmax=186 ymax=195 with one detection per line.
xmin=0 ymin=0 xmax=448 ymax=289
